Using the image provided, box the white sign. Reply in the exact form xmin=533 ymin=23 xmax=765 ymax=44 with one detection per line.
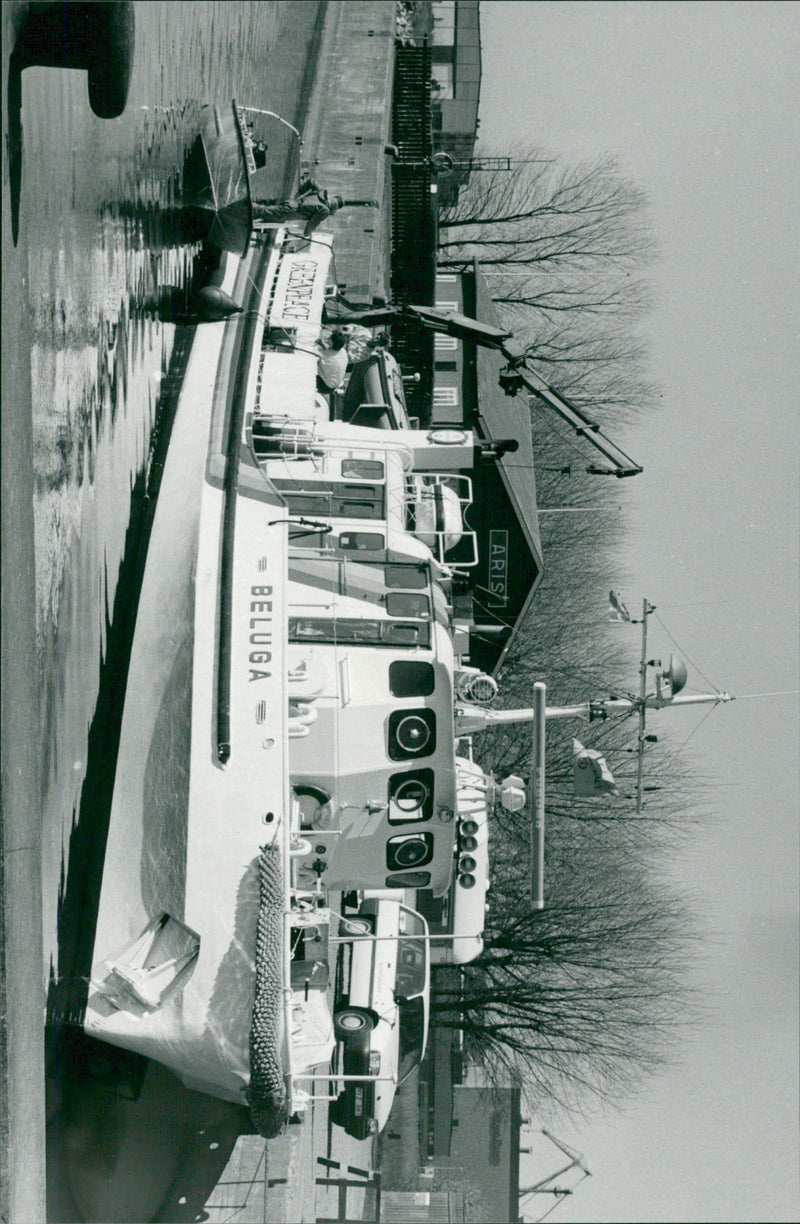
xmin=271 ymin=251 xmax=326 ymax=327
xmin=488 ymin=529 xmax=508 ymax=606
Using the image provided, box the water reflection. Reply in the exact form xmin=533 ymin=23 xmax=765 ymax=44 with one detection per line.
xmin=26 ymin=1 xmax=297 ymax=971
xmin=6 ymin=2 xmax=324 ymax=1215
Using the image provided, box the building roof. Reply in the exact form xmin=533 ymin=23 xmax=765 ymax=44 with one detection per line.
xmin=471 ymin=260 xmax=543 ymax=669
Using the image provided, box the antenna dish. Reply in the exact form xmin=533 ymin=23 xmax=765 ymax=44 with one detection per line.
xmin=667 ymin=654 xmax=688 ymax=695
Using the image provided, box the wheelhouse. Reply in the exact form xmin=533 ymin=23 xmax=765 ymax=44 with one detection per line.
xmin=245 ymin=426 xmax=477 ymax=895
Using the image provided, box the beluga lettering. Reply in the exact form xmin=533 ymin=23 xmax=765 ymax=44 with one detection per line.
xmin=249 ymin=585 xmax=273 ymax=680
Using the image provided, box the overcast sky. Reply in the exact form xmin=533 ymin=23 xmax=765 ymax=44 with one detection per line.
xmin=477 ymin=4 xmax=800 ymax=1221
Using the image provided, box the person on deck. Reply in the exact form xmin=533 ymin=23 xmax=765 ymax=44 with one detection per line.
xmin=316 ymin=329 xmax=349 ymax=394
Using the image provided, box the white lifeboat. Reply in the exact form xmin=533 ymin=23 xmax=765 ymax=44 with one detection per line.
xmin=412 ymin=482 xmax=463 ymax=555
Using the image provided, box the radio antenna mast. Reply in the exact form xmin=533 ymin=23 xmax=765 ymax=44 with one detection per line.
xmin=519 ymin=1129 xmax=591 ymax=1221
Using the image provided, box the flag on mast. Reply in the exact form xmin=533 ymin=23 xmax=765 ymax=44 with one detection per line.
xmin=573 ymin=739 xmax=618 ymax=796
xmin=608 ymin=589 xmax=631 ymax=622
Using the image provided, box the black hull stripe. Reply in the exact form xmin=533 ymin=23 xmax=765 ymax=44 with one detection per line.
xmin=216 ymin=245 xmax=272 ymax=764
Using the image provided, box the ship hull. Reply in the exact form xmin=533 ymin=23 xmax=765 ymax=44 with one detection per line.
xmin=83 ymin=241 xmax=293 ymax=1105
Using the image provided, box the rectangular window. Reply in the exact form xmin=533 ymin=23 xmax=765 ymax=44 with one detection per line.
xmin=385 ymin=871 xmax=430 ymax=889
xmin=288 ymin=528 xmax=330 ymax=549
xmin=341 ymin=459 xmax=385 ymax=480
xmin=339 ymin=532 xmax=385 ymax=551
xmin=431 ymin=65 xmax=453 ymax=99
xmin=386 ymin=592 xmax=430 ymax=619
xmin=384 ymin=622 xmax=429 ymax=646
xmin=434 ymin=335 xmax=458 ymax=352
xmin=384 ymin=564 xmax=428 ymax=590
xmin=272 ymin=479 xmax=385 ymax=521
xmin=433 ymin=387 xmax=459 ymax=408
xmin=339 ymin=499 xmax=382 ymax=519
xmin=389 ymin=662 xmax=435 ymax=698
xmin=288 ymin=617 xmax=429 ymax=648
xmin=283 ymin=493 xmax=329 ymax=516
xmin=434 ymin=360 xmax=458 ymax=373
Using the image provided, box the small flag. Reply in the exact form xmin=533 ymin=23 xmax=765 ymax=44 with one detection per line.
xmin=608 ymin=590 xmax=631 ymax=622
xmin=573 ymin=739 xmax=618 ymax=796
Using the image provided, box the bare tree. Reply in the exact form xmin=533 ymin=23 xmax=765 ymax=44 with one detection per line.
xmin=437 ymin=473 xmax=706 ymax=1112
xmin=437 ymin=143 xmax=658 ymax=418
xmin=438 ymin=147 xmax=653 ymax=274
xmin=431 ymin=843 xmax=698 ymax=1112
xmin=430 ymin=146 xmax=712 ymax=1118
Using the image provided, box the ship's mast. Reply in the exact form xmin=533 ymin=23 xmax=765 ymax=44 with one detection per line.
xmin=455 ymin=601 xmax=734 ymax=904
xmin=635 ymin=597 xmax=652 ymax=812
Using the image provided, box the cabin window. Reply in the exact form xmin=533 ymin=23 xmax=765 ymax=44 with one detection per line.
xmin=290 ymin=617 xmax=377 ymax=643
xmin=386 ymin=832 xmax=434 ymax=871
xmin=384 ymin=622 xmax=427 ymax=646
xmin=385 ymin=564 xmax=428 ymax=590
xmin=389 ymin=769 xmax=435 ymax=823
xmin=388 ymin=708 xmax=436 ymax=760
xmin=341 ymin=459 xmax=385 ymax=480
xmin=386 ymin=592 xmax=430 ymax=620
xmin=271 ymin=479 xmax=385 ymax=520
xmin=340 ymin=499 xmax=382 ymax=519
xmin=389 ymin=661 xmax=435 ymax=698
xmin=287 ymin=529 xmax=330 ymax=550
xmin=282 ymin=493 xmax=329 ymax=516
xmin=289 ymin=617 xmax=430 ymax=648
xmin=385 ymin=871 xmax=431 ymax=889
xmin=339 ymin=532 xmax=385 ymax=551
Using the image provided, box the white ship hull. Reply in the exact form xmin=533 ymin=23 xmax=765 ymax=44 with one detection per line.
xmin=83 ymin=241 xmax=299 ymax=1104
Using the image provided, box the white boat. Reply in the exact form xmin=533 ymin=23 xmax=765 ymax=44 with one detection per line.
xmin=79 ymin=225 xmax=501 ymax=1135
xmin=82 ymin=235 xmax=303 ymax=1125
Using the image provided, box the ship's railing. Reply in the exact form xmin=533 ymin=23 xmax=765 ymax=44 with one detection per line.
xmin=249 ymin=414 xmax=416 ymax=471
xmin=405 ymin=473 xmax=478 ymax=569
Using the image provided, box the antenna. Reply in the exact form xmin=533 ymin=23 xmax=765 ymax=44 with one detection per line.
xmin=634 ymin=598 xmax=654 ymax=813
xmin=630 ymin=601 xmax=725 ymax=811
xmin=454 ymin=599 xmax=733 ymax=820
xmin=519 ymin=1129 xmax=591 ymax=1221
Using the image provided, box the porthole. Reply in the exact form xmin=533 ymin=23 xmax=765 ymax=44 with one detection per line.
xmin=387 ymin=832 xmax=434 ymax=872
xmin=389 ymin=769 xmax=434 ymax=824
xmin=388 ymin=709 xmax=436 ymax=761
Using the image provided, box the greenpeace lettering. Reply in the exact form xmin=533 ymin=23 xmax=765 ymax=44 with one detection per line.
xmin=488 ymin=530 xmax=508 ymax=606
xmin=272 ymin=256 xmax=321 ymax=324
xmin=249 ymin=585 xmax=273 ymax=680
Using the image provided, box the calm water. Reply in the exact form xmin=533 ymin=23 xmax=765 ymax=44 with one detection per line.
xmin=7 ymin=0 xmax=321 ymax=1003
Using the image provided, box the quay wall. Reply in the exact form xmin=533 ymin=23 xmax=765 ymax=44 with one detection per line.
xmin=301 ymin=0 xmax=396 ymax=304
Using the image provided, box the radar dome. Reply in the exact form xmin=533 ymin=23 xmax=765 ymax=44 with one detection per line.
xmin=667 ymin=654 xmax=688 ymax=694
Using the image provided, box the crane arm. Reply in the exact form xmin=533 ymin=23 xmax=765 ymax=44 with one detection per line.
xmin=323 ymin=301 xmax=642 ymax=477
